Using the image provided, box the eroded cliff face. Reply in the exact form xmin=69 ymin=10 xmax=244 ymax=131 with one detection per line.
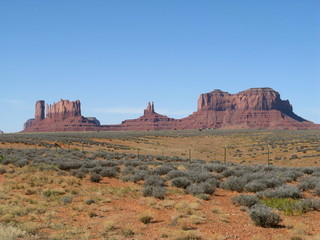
xmin=46 ymin=99 xmax=81 ymax=120
xmin=198 ymin=88 xmax=292 ymax=113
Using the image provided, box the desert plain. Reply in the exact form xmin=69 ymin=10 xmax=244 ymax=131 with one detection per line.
xmin=0 ymin=129 xmax=319 ymax=240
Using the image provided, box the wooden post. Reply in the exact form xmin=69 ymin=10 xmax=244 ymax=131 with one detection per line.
xmin=267 ymin=145 xmax=270 ymax=165
xmin=137 ymin=148 xmax=140 ymax=160
xmin=224 ymin=145 xmax=227 ymax=165
xmin=162 ymin=146 xmax=164 ymax=158
xmin=189 ymin=147 xmax=191 ymax=161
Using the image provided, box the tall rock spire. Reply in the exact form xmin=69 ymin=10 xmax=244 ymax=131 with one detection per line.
xmin=144 ymin=101 xmax=155 ymax=115
xmin=35 ymin=100 xmax=45 ymax=121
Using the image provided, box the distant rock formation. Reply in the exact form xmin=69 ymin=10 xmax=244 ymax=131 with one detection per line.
xmin=198 ymin=88 xmax=292 ymax=112
xmin=35 ymin=100 xmax=45 ymax=121
xmin=46 ymin=99 xmax=81 ymax=120
xmin=23 ymin=119 xmax=35 ymax=129
xmin=0 ymin=130 xmax=3 ymax=134
xmin=23 ymin=99 xmax=99 ymax=132
xmin=119 ymin=102 xmax=175 ymax=131
xmin=22 ymin=88 xmax=320 ymax=132
xmin=144 ymin=102 xmax=155 ymax=115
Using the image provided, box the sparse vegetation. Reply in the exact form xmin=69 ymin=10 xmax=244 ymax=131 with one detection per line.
xmin=0 ymin=129 xmax=319 ymax=239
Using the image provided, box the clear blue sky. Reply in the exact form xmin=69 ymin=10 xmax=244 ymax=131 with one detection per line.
xmin=0 ymin=1 xmax=319 ymax=133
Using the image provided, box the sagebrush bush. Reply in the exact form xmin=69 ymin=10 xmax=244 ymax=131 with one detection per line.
xmin=232 ymin=195 xmax=259 ymax=208
xmin=166 ymin=170 xmax=188 ymax=180
xmin=61 ymin=195 xmax=73 ymax=205
xmin=278 ymin=170 xmax=303 ymax=182
xmin=143 ymin=175 xmax=165 ymax=187
xmin=264 ymin=178 xmax=284 ymax=188
xmin=131 ymin=170 xmax=149 ymax=182
xmin=244 ymin=180 xmax=268 ymax=193
xmin=298 ymin=177 xmax=320 ymax=191
xmin=58 ymin=161 xmax=81 ymax=170
xmin=71 ymin=169 xmax=86 ymax=179
xmin=90 ymin=173 xmax=102 ymax=183
xmin=153 ymin=165 xmax=174 ymax=175
xmin=100 ymin=167 xmax=119 ymax=178
xmin=0 ymin=167 xmax=6 ymax=174
xmin=315 ymin=185 xmax=320 ymax=196
xmin=301 ymin=198 xmax=320 ymax=211
xmin=222 ymin=169 xmax=236 ymax=177
xmin=142 ymin=185 xmax=166 ymax=199
xmin=171 ymin=177 xmax=191 ymax=189
xmin=185 ymin=181 xmax=216 ymax=196
xmin=206 ymin=163 xmax=226 ymax=173
xmin=311 ymin=171 xmax=320 ymax=177
xmin=256 ymin=185 xmax=302 ymax=199
xmin=187 ymin=171 xmax=213 ymax=184
xmin=100 ymin=160 xmax=118 ymax=167
xmin=249 ymin=204 xmax=281 ymax=227
xmin=220 ymin=176 xmax=247 ymax=192
xmin=185 ymin=184 xmax=204 ymax=196
xmin=85 ymin=199 xmax=95 ymax=205
xmin=16 ymin=159 xmax=29 ymax=167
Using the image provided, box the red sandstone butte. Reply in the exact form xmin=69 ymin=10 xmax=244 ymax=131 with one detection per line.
xmin=22 ymin=88 xmax=319 ymax=132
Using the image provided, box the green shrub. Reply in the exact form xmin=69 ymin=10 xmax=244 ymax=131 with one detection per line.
xmin=261 ymin=198 xmax=320 ymax=215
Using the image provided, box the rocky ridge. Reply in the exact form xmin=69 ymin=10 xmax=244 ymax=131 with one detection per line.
xmin=22 ymin=88 xmax=319 ymax=132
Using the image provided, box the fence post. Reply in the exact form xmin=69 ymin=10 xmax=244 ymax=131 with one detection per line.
xmin=267 ymin=145 xmax=271 ymax=165
xmin=162 ymin=146 xmax=164 ymax=158
xmin=224 ymin=145 xmax=227 ymax=165
xmin=137 ymin=148 xmax=140 ymax=160
xmin=189 ymin=147 xmax=191 ymax=161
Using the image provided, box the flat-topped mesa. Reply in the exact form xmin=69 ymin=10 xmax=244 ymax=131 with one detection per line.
xmin=46 ymin=99 xmax=81 ymax=120
xmin=198 ymin=88 xmax=293 ymax=113
xmin=144 ymin=101 xmax=155 ymax=115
